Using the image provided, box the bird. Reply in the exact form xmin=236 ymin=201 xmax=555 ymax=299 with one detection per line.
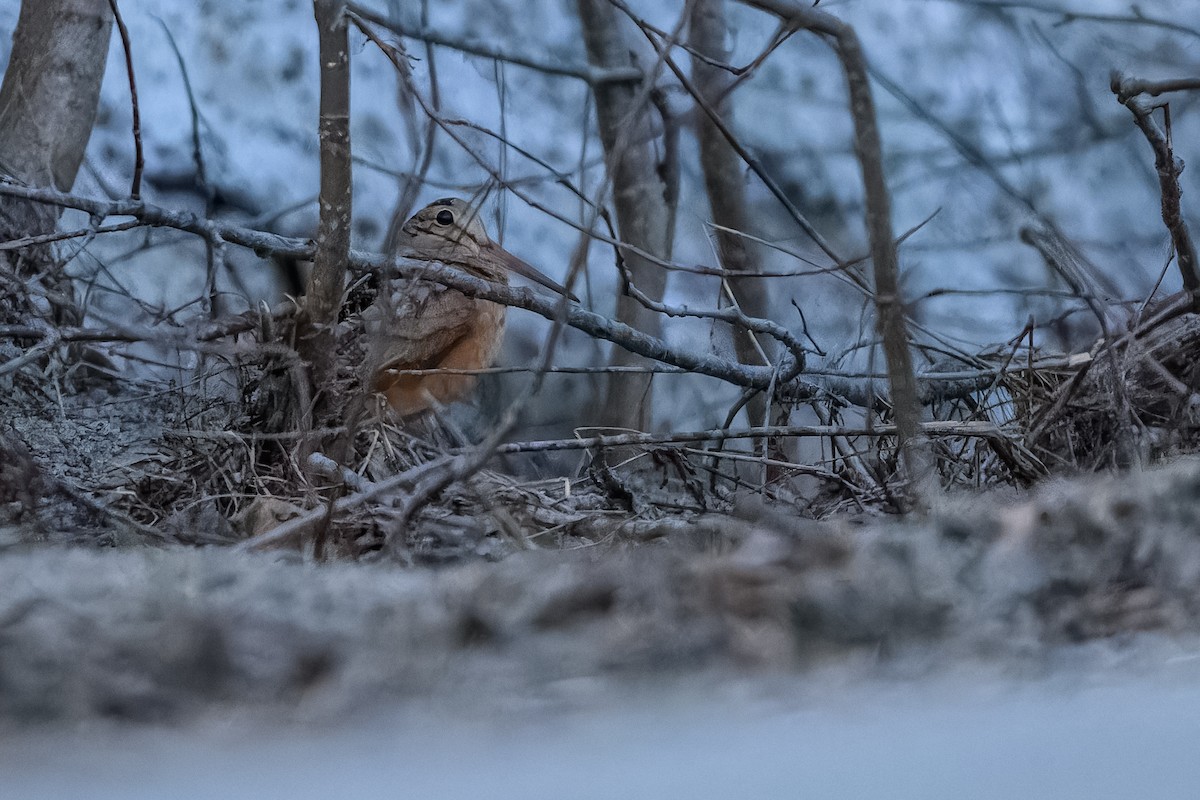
xmin=362 ymin=197 xmax=576 ymax=417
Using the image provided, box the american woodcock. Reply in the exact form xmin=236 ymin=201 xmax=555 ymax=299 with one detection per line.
xmin=364 ymin=198 xmax=576 ymax=417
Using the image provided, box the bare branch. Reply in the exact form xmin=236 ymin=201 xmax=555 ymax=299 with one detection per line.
xmin=0 ymin=182 xmax=821 ymax=397
xmin=951 ymin=0 xmax=1200 ymax=41
xmin=345 ymin=2 xmax=642 ymax=86
xmin=156 ymin=19 xmax=210 ymax=200
xmin=0 ymin=182 xmax=1032 ymax=413
xmin=1113 ymin=76 xmax=1200 ymax=101
xmin=737 ymin=0 xmax=930 ymax=487
xmin=0 ymin=219 xmax=141 ymax=250
xmin=381 ymin=9 xmax=440 ymax=250
xmin=615 ymin=0 xmax=847 ymax=268
xmin=486 ymin=420 xmax=1011 ymax=454
xmin=106 ymin=0 xmax=144 ymax=199
xmin=616 ymin=254 xmax=806 ymax=379
xmin=1112 ymin=72 xmax=1200 ymax=311
xmin=0 ymin=181 xmax=304 ymax=254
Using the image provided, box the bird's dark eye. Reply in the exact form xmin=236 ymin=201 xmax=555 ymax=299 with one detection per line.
xmin=435 ymin=209 xmax=454 ymax=226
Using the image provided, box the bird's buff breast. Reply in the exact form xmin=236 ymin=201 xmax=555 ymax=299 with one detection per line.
xmin=374 ymin=295 xmax=506 ymax=417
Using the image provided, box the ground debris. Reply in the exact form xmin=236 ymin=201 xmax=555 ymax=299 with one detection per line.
xmin=3 ymin=460 xmax=1200 ymax=723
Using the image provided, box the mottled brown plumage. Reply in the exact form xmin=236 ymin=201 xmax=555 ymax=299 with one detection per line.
xmin=364 ymin=198 xmax=573 ymax=417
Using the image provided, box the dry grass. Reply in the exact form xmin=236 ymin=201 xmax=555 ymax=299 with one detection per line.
xmin=3 ymin=278 xmax=1200 ymax=562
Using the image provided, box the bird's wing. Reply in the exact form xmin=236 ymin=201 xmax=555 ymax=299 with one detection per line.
xmin=361 ymin=277 xmax=479 ymax=373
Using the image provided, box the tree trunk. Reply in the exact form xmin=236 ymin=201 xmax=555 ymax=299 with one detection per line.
xmin=576 ymin=0 xmax=670 ymax=431
xmin=690 ymin=0 xmax=791 ymax=481
xmin=0 ymin=0 xmax=113 ymax=322
xmin=689 ymin=0 xmax=772 ymax=413
xmin=300 ymin=0 xmax=352 ymax=427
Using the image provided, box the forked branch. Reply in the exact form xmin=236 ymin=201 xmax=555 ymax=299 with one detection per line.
xmin=1111 ymin=71 xmax=1200 ymax=312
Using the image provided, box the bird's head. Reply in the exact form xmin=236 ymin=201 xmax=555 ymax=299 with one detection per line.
xmin=399 ymin=198 xmax=578 ymax=301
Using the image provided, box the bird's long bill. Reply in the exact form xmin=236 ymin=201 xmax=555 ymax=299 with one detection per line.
xmin=485 ymin=242 xmax=579 ymax=302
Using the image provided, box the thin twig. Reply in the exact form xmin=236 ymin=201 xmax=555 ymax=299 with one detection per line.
xmin=107 ymin=0 xmax=144 ymax=199
xmin=617 ymin=0 xmax=846 ymax=267
xmin=951 ymin=0 xmax=1200 ymax=41
xmin=0 ymin=219 xmax=142 ymax=250
xmin=345 ymin=2 xmax=642 ymax=86
xmin=156 ymin=16 xmax=234 ymax=317
xmin=234 ymin=456 xmax=453 ymax=551
xmin=350 ymin=13 xmax=781 ymax=298
xmin=484 ymin=420 xmax=1010 ymax=454
xmin=0 ymin=328 xmax=59 ymax=378
xmin=308 ymin=452 xmax=373 ymax=492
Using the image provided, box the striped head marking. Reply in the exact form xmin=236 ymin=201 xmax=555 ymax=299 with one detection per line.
xmin=398 ymin=197 xmax=577 ymax=300
xmin=400 ymin=197 xmax=489 ymax=257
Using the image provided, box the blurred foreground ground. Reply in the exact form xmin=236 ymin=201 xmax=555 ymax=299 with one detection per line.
xmin=4 ymin=460 xmax=1200 ymax=795
xmin=5 ymin=672 xmax=1200 ymax=800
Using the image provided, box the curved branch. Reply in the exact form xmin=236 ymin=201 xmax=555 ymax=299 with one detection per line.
xmin=0 ymin=181 xmax=820 ymax=398
xmin=736 ymin=0 xmax=928 ymax=482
